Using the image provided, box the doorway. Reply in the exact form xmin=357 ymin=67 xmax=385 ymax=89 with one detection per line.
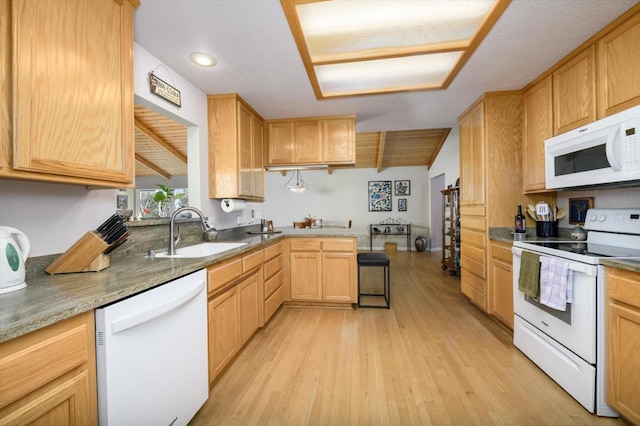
xmin=430 ymin=174 xmax=445 ymax=251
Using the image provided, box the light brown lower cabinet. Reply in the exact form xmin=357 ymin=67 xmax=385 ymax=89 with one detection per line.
xmin=289 ymin=238 xmax=356 ymax=303
xmin=208 ymin=286 xmax=241 ymax=384
xmin=488 ymin=241 xmax=514 ymax=329
xmin=606 ymin=267 xmax=640 ymax=424
xmin=263 ymin=242 xmax=285 ymax=322
xmin=0 ymin=311 xmax=98 ymax=424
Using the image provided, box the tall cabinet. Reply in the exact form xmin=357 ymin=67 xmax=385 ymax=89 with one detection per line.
xmin=441 ymin=186 xmax=460 ymax=275
xmin=459 ymin=92 xmax=556 ymax=312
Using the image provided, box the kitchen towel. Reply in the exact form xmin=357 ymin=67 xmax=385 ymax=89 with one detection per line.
xmin=539 ymin=256 xmax=574 ymax=311
xmin=518 ymin=251 xmax=540 ymax=300
xmin=221 ymin=199 xmax=246 ymax=213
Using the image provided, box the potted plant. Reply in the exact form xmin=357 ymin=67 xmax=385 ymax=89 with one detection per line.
xmin=154 ymin=184 xmax=186 ymax=217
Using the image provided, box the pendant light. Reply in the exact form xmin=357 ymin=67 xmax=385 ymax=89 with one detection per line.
xmin=286 ymin=170 xmax=308 ymax=193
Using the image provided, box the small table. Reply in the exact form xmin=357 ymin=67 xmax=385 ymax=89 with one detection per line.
xmin=369 ymin=223 xmax=412 ymax=252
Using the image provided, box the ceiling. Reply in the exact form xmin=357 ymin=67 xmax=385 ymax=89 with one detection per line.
xmin=132 ymin=0 xmax=638 ymax=175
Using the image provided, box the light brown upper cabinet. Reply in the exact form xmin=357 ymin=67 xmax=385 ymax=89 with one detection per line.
xmin=553 ymin=46 xmax=596 ymax=135
xmin=597 ymin=11 xmax=640 ymax=118
xmin=266 ymin=116 xmax=355 ymax=166
xmin=208 ymin=94 xmax=265 ymax=201
xmin=459 ymin=101 xmax=486 ymax=208
xmin=523 ymin=76 xmax=553 ymax=193
xmin=1 ymin=0 xmax=137 ymax=187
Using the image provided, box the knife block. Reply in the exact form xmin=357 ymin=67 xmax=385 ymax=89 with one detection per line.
xmin=46 ymin=231 xmax=111 ymax=275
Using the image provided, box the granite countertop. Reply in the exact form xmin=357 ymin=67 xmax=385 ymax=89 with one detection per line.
xmin=0 ymin=228 xmax=360 ymax=344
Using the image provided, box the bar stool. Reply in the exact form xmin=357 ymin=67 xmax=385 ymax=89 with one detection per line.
xmin=357 ymin=253 xmax=390 ymax=309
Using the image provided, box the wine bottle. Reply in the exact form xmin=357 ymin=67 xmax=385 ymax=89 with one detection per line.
xmin=515 ymin=205 xmax=526 ymax=233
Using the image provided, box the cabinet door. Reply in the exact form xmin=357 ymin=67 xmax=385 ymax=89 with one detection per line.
xmin=606 ymin=268 xmax=640 ymax=424
xmin=0 ymin=369 xmax=94 ymax=425
xmin=322 ymin=252 xmax=355 ymax=302
xmin=597 ymin=12 xmax=640 ymax=118
xmin=1 ymin=0 xmax=8 ymax=172
xmin=553 ymin=46 xmax=596 ymax=135
xmin=253 ymin=117 xmax=265 ymax=198
xmin=12 ymin=0 xmax=134 ymax=185
xmin=208 ymin=287 xmax=240 ymax=383
xmin=322 ymin=118 xmax=355 ymax=163
xmin=523 ymin=76 xmax=553 ymax=193
xmin=290 ymin=252 xmax=322 ymax=301
xmin=294 ymin=120 xmax=322 ymax=163
xmin=459 ymin=102 xmax=485 ymax=206
xmin=238 ymin=103 xmax=253 ymax=197
xmin=267 ymin=122 xmax=294 ymax=164
xmin=488 ymin=241 xmax=514 ymax=329
xmin=239 ymin=272 xmax=260 ymax=345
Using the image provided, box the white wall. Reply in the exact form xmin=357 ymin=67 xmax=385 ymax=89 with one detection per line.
xmin=429 ymin=127 xmax=460 ymax=188
xmin=261 ymin=166 xmax=430 ymax=249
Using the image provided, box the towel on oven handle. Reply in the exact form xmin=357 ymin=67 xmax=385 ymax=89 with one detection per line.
xmin=518 ymin=251 xmax=540 ymax=300
xmin=539 ymin=256 xmax=574 ymax=311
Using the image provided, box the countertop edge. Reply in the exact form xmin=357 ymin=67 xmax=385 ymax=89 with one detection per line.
xmin=0 ymin=231 xmax=359 ymax=343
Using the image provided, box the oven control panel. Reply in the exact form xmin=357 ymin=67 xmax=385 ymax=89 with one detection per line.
xmin=584 ymin=208 xmax=640 ymax=233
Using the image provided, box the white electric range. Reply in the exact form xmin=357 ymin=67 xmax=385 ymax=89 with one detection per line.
xmin=512 ymin=208 xmax=640 ymax=417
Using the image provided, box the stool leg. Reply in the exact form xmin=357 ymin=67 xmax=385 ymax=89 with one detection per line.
xmin=357 ymin=264 xmax=361 ymax=307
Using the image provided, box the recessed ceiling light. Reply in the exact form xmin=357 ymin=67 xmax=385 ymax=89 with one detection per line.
xmin=189 ymin=52 xmax=217 ymax=67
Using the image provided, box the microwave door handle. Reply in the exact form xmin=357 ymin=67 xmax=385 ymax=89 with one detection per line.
xmin=605 ymin=124 xmax=623 ymax=171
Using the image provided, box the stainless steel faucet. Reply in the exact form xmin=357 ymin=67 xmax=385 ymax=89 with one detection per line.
xmin=168 ymin=207 xmax=217 ymax=255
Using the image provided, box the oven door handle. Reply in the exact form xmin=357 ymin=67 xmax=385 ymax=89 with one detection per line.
xmin=513 ymin=247 xmax=598 ymax=276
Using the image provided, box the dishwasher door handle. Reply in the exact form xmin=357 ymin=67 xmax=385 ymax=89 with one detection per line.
xmin=111 ymin=279 xmax=205 ymax=334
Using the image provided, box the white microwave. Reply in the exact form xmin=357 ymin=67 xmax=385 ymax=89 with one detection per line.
xmin=545 ymin=105 xmax=640 ymax=190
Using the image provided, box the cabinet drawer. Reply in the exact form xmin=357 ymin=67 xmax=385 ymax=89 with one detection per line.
xmin=264 ymin=254 xmax=283 ymax=281
xmin=607 ymin=268 xmax=640 ymax=309
xmin=290 ymin=239 xmax=321 ymax=251
xmin=265 ymin=270 xmax=283 ymax=299
xmin=264 ymin=242 xmax=282 ymax=261
xmin=0 ymin=312 xmax=92 ymax=409
xmin=461 ymin=228 xmax=486 ymax=248
xmin=460 ymin=215 xmax=486 ymax=232
xmin=322 ymin=238 xmax=354 ymax=252
xmin=243 ymin=250 xmax=264 ymax=273
xmin=460 ymin=205 xmax=485 ymax=217
xmin=265 ymin=284 xmax=284 ymax=322
xmin=461 ymin=243 xmax=486 ymax=278
xmin=208 ymin=258 xmax=243 ymax=293
xmin=491 ymin=241 xmax=513 ymax=264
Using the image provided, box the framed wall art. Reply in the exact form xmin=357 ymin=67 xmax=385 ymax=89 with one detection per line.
xmin=568 ymin=197 xmax=594 ymax=224
xmin=398 ymin=198 xmax=407 ymax=212
xmin=394 ymin=180 xmax=410 ymax=196
xmin=368 ymin=181 xmax=392 ymax=212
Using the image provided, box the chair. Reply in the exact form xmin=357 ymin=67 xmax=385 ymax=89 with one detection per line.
xmin=357 ymin=253 xmax=390 ymax=309
xmin=293 ymin=221 xmax=307 ymax=229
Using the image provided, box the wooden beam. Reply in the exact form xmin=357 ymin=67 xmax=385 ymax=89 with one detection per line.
xmin=376 ymin=131 xmax=387 ymax=173
xmin=135 ymin=119 xmax=188 ymax=164
xmin=135 ymin=153 xmax=171 ymax=179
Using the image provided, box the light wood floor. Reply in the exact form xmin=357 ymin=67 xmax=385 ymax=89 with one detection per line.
xmin=191 ymin=251 xmax=623 ymax=425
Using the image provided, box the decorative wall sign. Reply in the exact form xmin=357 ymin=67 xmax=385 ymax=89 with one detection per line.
xmin=149 ymin=72 xmax=181 ymax=107
xmin=394 ymin=180 xmax=410 ymax=196
xmin=368 ymin=181 xmax=392 ymax=212
xmin=398 ymin=198 xmax=407 ymax=212
xmin=569 ymin=197 xmax=594 ymax=224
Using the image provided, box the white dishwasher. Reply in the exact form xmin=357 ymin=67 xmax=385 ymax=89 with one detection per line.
xmin=95 ymin=269 xmax=208 ymax=426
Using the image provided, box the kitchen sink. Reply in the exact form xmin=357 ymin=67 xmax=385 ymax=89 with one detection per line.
xmin=153 ymin=242 xmax=247 ymax=259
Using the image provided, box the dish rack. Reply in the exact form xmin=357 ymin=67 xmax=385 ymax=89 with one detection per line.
xmin=46 ymin=232 xmax=112 ymax=274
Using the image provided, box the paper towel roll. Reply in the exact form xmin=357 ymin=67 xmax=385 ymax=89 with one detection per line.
xmin=221 ymin=198 xmax=246 ymax=213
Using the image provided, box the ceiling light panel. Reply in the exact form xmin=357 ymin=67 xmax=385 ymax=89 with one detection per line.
xmin=315 ymin=52 xmax=462 ymax=95
xmin=281 ymin=0 xmax=510 ymax=98
xmin=297 ymin=0 xmax=495 ymax=60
